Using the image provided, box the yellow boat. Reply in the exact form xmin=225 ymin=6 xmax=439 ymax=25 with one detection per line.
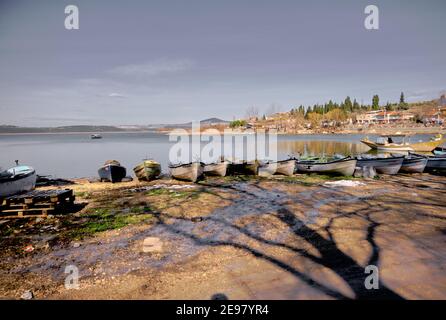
xmin=361 ymin=134 xmax=445 ymax=152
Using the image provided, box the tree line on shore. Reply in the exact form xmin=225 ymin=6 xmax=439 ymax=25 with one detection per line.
xmin=293 ymin=92 xmax=408 ymax=116
xmin=231 ymin=92 xmax=411 ymax=128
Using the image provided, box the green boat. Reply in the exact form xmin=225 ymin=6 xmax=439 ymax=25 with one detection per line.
xmin=133 ymin=160 xmax=161 ymax=181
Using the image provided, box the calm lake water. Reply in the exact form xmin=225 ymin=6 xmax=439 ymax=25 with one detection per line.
xmin=0 ymin=132 xmax=436 ymax=178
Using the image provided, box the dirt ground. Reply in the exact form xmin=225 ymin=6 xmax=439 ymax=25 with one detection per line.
xmin=0 ymin=173 xmax=445 ymax=300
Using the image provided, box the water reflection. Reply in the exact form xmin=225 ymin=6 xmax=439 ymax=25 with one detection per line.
xmin=277 ymin=140 xmax=370 ymax=159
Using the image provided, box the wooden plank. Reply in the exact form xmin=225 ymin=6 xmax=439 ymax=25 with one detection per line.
xmin=5 ymin=201 xmax=55 ymax=208
xmin=7 ymin=203 xmax=55 ymax=208
xmin=0 ymin=207 xmax=55 ymax=213
xmin=5 ymin=189 xmax=72 ymax=202
xmin=0 ymin=214 xmax=49 ymax=219
xmin=0 ymin=189 xmax=75 ymax=218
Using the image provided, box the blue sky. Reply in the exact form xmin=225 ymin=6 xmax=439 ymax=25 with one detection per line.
xmin=0 ymin=0 xmax=445 ymax=126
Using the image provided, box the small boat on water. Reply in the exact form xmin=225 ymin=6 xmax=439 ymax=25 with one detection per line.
xmin=259 ymin=159 xmax=296 ymax=176
xmin=296 ymin=157 xmax=357 ymax=176
xmin=169 ymin=162 xmax=204 ymax=182
xmin=228 ymin=160 xmax=260 ymax=175
xmin=90 ymin=134 xmax=102 ymax=139
xmin=361 ymin=134 xmax=445 ymax=152
xmin=133 ymin=160 xmax=161 ymax=181
xmin=400 ymin=155 xmax=428 ymax=173
xmin=356 ymin=155 xmax=404 ymax=175
xmin=203 ymin=161 xmax=229 ymax=177
xmin=98 ymin=160 xmax=127 ymax=183
xmin=0 ymin=165 xmax=37 ymax=197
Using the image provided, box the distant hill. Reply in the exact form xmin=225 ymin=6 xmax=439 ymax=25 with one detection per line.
xmin=199 ymin=118 xmax=229 ymax=125
xmin=148 ymin=118 xmax=229 ymax=129
xmin=0 ymin=119 xmax=230 ymax=133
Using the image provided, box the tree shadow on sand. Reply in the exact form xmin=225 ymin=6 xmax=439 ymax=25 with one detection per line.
xmin=150 ymin=179 xmax=407 ymax=300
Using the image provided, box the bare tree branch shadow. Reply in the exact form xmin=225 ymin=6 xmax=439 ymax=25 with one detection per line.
xmin=149 ymin=178 xmax=409 ymax=300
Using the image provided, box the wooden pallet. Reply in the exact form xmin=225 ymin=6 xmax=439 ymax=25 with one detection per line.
xmin=0 ymin=189 xmax=75 ymax=218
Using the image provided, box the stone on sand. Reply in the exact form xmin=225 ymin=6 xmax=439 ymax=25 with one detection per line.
xmin=142 ymin=237 xmax=163 ymax=253
xmin=21 ymin=290 xmax=34 ymax=300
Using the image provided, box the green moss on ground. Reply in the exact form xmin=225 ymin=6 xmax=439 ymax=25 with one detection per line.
xmin=67 ymin=211 xmax=154 ymax=240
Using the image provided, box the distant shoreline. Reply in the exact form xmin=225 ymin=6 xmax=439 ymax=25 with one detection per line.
xmin=0 ymin=130 xmax=156 ymax=136
xmin=0 ymin=126 xmax=444 ymax=136
xmin=0 ymin=129 xmax=444 ymax=136
xmin=158 ymin=127 xmax=446 ymax=136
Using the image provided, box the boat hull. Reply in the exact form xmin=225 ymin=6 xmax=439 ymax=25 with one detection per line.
xmin=400 ymin=156 xmax=428 ymax=173
xmin=258 ymin=165 xmax=275 ymax=177
xmin=425 ymin=157 xmax=446 ymax=171
xmin=276 ymin=159 xmax=296 ymax=176
xmin=133 ymin=160 xmax=161 ymax=181
xmin=356 ymin=157 xmax=404 ymax=175
xmin=296 ymin=158 xmax=357 ymax=176
xmin=360 ymin=139 xmax=413 ymax=151
xmin=0 ymin=169 xmax=37 ymax=197
xmin=245 ymin=161 xmax=259 ymax=175
xmin=410 ymin=139 xmax=446 ymax=152
xmin=361 ymin=138 xmax=445 ymax=152
xmin=98 ymin=164 xmax=127 ymax=183
xmin=170 ymin=162 xmax=204 ymax=182
xmin=228 ymin=161 xmax=259 ymax=175
xmin=203 ymin=162 xmax=228 ymax=176
xmin=259 ymin=159 xmax=296 ymax=176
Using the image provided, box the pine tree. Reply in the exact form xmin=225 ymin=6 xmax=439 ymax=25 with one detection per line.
xmin=399 ymin=92 xmax=408 ymax=109
xmin=327 ymin=100 xmax=334 ymax=112
xmin=344 ymin=96 xmax=353 ymax=112
xmin=372 ymin=95 xmax=380 ymax=110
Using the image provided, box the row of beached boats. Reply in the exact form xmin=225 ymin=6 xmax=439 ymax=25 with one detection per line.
xmin=2 ymin=140 xmax=445 ymax=196
xmin=170 ymin=153 xmax=446 ymax=182
xmin=95 ymin=151 xmax=446 ymax=183
xmin=1 ymin=153 xmax=445 ymax=197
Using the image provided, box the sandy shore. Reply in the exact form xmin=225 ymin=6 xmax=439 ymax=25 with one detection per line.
xmin=1 ymin=174 xmax=445 ymax=299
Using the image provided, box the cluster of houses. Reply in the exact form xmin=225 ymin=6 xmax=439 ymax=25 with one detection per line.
xmin=234 ymin=95 xmax=446 ymax=132
xmin=355 ymin=110 xmax=415 ymax=124
xmin=356 ymin=96 xmax=446 ymax=125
